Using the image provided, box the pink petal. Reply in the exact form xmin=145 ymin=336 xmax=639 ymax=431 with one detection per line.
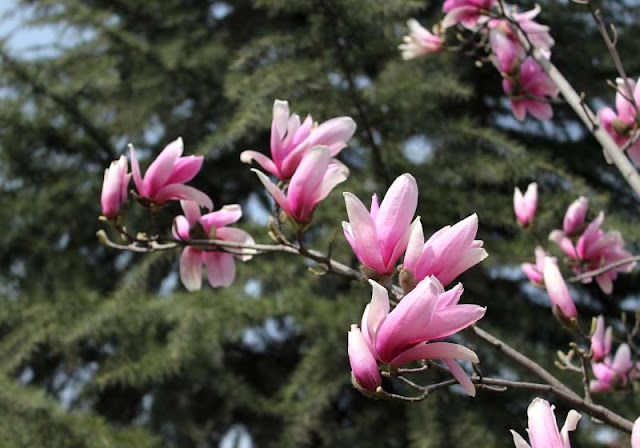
xmin=129 ymin=145 xmax=145 ymax=195
xmin=403 ymin=218 xmax=425 ymax=273
xmin=201 ymin=204 xmax=243 ymax=230
xmin=173 ymin=215 xmax=191 ymax=240
xmin=253 ymin=169 xmax=292 ymax=216
xmin=204 ymin=251 xmax=236 ymax=287
xmin=215 ymin=227 xmax=256 ymax=261
xmin=165 ymin=155 xmax=204 ymax=185
xmin=287 ymin=146 xmax=331 ymax=221
xmin=526 ymin=398 xmax=564 ymax=448
xmin=180 ymin=200 xmax=202 ymax=226
xmin=510 ymin=430 xmax=532 ymax=448
xmin=437 ymin=283 xmax=464 ymax=308
xmin=390 ymin=342 xmax=479 ymax=367
xmin=442 ymin=359 xmax=476 ymax=397
xmin=348 ymin=325 xmax=381 ymax=391
xmin=543 ymin=257 xmax=578 ymax=318
xmin=365 ymin=280 xmax=391 ymax=345
xmin=305 ymin=116 xmax=357 ymax=156
xmin=315 ymin=159 xmax=349 ymax=205
xmin=145 ymin=137 xmax=184 ymax=195
xmin=343 ymin=192 xmax=385 ymax=273
xmin=375 ymin=173 xmax=418 ymax=263
xmin=153 ymin=184 xmax=213 ymax=210
xmin=612 ymin=344 xmax=633 ymax=373
xmin=419 ymin=304 xmax=486 ymax=340
xmin=180 ymin=247 xmax=203 ymax=291
xmin=632 ymin=417 xmax=640 ymax=448
xmin=240 ymin=150 xmax=279 ymax=178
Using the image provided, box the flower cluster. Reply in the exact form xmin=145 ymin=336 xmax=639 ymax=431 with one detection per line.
xmin=599 ymin=78 xmax=640 ymax=164
xmin=511 ymin=398 xmax=581 ymax=448
xmin=346 ymin=174 xmax=487 ymax=395
xmin=400 ymin=1 xmax=557 ymax=121
xmin=589 ymin=316 xmax=639 ymax=393
xmin=243 ymin=99 xmax=355 ymax=225
xmin=549 ymin=196 xmax=635 ymax=294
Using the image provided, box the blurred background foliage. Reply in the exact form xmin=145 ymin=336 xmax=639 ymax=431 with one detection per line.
xmin=0 ymin=0 xmax=639 ymax=446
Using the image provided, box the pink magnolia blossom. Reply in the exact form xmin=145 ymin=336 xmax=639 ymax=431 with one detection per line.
xmin=357 ymin=277 xmax=485 ymax=396
xmin=549 ymin=212 xmax=635 ymax=294
xmin=513 ymin=182 xmax=538 ymax=227
xmin=173 ymin=201 xmax=254 ymax=291
xmin=590 ymin=315 xmax=612 ymax=362
xmin=599 ymin=78 xmax=640 ymax=164
xmin=590 ymin=343 xmax=634 ymax=392
xmin=543 ymin=257 xmax=578 ymax=318
xmin=348 ymin=325 xmax=381 ymax=392
xmin=399 ymin=19 xmax=444 ymax=60
xmin=442 ymin=0 xmax=495 ymax=29
xmin=490 ymin=29 xmax=520 ymax=76
xmin=343 ymin=174 xmax=418 ymax=275
xmin=563 ymin=196 xmax=589 ymax=236
xmin=489 ymin=6 xmax=554 ymax=53
xmin=633 ymin=417 xmax=640 ymax=448
xmin=511 ymin=398 xmax=581 ymax=448
xmin=403 ymin=214 xmax=488 ymax=286
xmin=503 ymin=58 xmax=558 ymax=121
xmin=254 ymin=146 xmax=349 ymax=224
xmin=241 ymin=99 xmax=356 ymax=180
xmin=101 ymin=155 xmax=131 ymax=219
xmin=130 ymin=137 xmax=212 ymax=210
xmin=521 ymin=246 xmax=547 ymax=284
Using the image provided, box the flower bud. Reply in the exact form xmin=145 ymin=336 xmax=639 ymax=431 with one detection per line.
xmin=101 ymin=155 xmax=130 ymax=219
xmin=563 ymin=196 xmax=589 ymax=236
xmin=513 ymin=183 xmax=538 ymax=227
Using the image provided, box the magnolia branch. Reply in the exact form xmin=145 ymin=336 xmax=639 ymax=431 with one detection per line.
xmin=503 ymin=11 xmax=640 ymax=198
xmin=568 ymin=255 xmax=640 ymax=283
xmin=99 ymin=230 xmax=634 ymax=433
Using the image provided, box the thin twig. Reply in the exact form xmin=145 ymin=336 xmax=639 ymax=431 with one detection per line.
xmin=568 ymin=255 xmax=640 ymax=283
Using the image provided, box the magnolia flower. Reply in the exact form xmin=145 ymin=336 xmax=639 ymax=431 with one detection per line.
xmin=513 ymin=182 xmax=538 ymax=227
xmin=599 ymin=78 xmax=640 ymax=164
xmin=403 ymin=214 xmax=488 ymax=286
xmin=399 ymin=19 xmax=443 ymax=60
xmin=590 ymin=343 xmax=634 ymax=392
xmin=490 ymin=29 xmax=519 ymax=76
xmin=590 ymin=315 xmax=612 ymax=362
xmin=543 ymin=257 xmax=577 ymax=318
xmin=241 ymin=99 xmax=356 ymax=180
xmin=489 ymin=6 xmax=554 ymax=53
xmin=355 ymin=278 xmax=485 ymax=396
xmin=503 ymin=58 xmax=558 ymax=121
xmin=549 ymin=211 xmax=635 ymax=294
xmin=343 ymin=174 xmax=418 ymax=276
xmin=521 ymin=246 xmax=547 ymax=284
xmin=348 ymin=325 xmax=381 ymax=392
xmin=562 ymin=196 xmax=588 ymax=236
xmin=442 ymin=0 xmax=495 ymax=29
xmin=173 ymin=201 xmax=254 ymax=290
xmin=254 ymin=146 xmax=349 ymax=224
xmin=511 ymin=398 xmax=581 ymax=448
xmin=130 ymin=137 xmax=212 ymax=210
xmin=101 ymin=155 xmax=131 ymax=219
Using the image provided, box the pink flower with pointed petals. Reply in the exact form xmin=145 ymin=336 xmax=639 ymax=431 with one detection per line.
xmin=511 ymin=398 xmax=581 ymax=448
xmin=599 ymin=78 xmax=640 ymax=164
xmin=173 ymin=201 xmax=254 ymax=291
xmin=254 ymin=146 xmax=349 ymax=224
xmin=348 ymin=325 xmax=381 ymax=392
xmin=489 ymin=6 xmax=554 ymax=54
xmin=130 ymin=137 xmax=212 ymax=210
xmin=590 ymin=315 xmax=612 ymax=362
xmin=503 ymin=58 xmax=558 ymax=121
xmin=403 ymin=214 xmax=488 ymax=286
xmin=521 ymin=246 xmax=547 ymax=284
xmin=101 ymin=155 xmax=131 ymax=219
xmin=442 ymin=0 xmax=495 ymax=29
xmin=543 ymin=257 xmax=577 ymax=318
xmin=563 ymin=196 xmax=588 ymax=236
xmin=490 ymin=29 xmax=520 ymax=76
xmin=632 ymin=417 xmax=640 ymax=448
xmin=514 ymin=182 xmax=538 ymax=227
xmin=343 ymin=174 xmax=418 ymax=275
xmin=399 ymin=19 xmax=444 ymax=60
xmin=241 ymin=100 xmax=356 ymax=180
xmin=550 ymin=211 xmax=635 ymax=294
xmin=590 ymin=343 xmax=634 ymax=392
xmin=357 ymin=278 xmax=485 ymax=396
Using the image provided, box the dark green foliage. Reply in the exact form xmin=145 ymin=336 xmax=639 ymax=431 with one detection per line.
xmin=1 ymin=0 xmax=640 ymax=446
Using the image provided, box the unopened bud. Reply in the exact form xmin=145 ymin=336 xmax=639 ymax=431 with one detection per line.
xmin=611 ymin=118 xmax=632 ymax=136
xmin=553 ymin=305 xmax=582 ymax=333
xmin=399 ymin=268 xmax=418 ymax=294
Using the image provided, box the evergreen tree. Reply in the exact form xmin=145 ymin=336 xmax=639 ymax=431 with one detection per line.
xmin=1 ymin=0 xmax=639 ymax=446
